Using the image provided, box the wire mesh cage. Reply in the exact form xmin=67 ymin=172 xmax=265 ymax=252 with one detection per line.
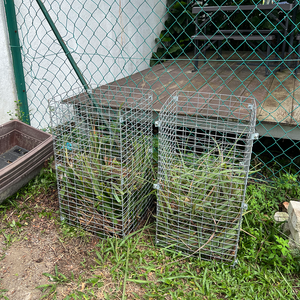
xmin=155 ymin=91 xmax=257 ymax=264
xmin=49 ymin=85 xmax=154 ymax=238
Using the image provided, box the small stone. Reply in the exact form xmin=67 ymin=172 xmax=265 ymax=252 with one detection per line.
xmin=274 ymin=212 xmax=289 ymax=222
xmin=287 ymin=201 xmax=300 ymax=231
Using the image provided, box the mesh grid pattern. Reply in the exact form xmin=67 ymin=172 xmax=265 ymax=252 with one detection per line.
xmin=156 ymin=91 xmax=256 ymax=263
xmin=10 ymin=0 xmax=300 ymax=178
xmin=49 ymin=86 xmax=153 ymax=237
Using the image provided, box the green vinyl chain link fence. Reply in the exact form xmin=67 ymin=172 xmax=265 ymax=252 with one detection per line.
xmin=4 ymin=0 xmax=300 ymax=178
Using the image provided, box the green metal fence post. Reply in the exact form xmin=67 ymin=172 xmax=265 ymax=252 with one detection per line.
xmin=4 ymin=0 xmax=30 ymax=125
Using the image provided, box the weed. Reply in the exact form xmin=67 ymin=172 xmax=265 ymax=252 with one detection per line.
xmin=36 ymin=265 xmax=70 ymax=299
xmin=7 ymin=99 xmax=30 ymax=124
xmin=241 ymin=180 xmax=300 ymax=273
xmin=0 ymin=288 xmax=9 ymax=300
xmin=2 ymin=230 xmax=17 ymax=247
xmin=60 ymin=221 xmax=90 ymax=242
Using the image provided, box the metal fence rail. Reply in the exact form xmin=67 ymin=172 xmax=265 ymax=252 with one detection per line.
xmin=49 ymin=86 xmax=154 ymax=237
xmin=155 ymin=91 xmax=257 ymax=263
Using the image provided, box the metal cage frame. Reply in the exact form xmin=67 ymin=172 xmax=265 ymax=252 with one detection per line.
xmin=49 ymin=85 xmax=154 ymax=238
xmin=155 ymin=91 xmax=257 ymax=264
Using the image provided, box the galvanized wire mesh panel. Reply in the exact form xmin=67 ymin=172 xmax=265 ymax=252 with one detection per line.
xmin=49 ymin=86 xmax=153 ymax=237
xmin=10 ymin=0 xmax=300 ymax=178
xmin=156 ymin=91 xmax=257 ymax=264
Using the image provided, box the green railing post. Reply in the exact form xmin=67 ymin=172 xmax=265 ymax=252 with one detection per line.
xmin=4 ymin=0 xmax=30 ymax=125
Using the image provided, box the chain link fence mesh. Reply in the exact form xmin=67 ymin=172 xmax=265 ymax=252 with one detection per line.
xmin=11 ymin=0 xmax=300 ymax=178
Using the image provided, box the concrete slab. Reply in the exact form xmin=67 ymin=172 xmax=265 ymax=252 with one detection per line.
xmin=288 ymin=201 xmax=300 ymax=232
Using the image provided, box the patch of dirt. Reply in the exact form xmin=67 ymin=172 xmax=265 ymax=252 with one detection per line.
xmin=0 ymin=188 xmax=99 ymax=300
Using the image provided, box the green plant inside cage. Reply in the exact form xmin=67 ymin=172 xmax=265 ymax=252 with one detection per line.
xmin=157 ymin=137 xmax=253 ymax=261
xmin=56 ymin=119 xmax=153 ymax=237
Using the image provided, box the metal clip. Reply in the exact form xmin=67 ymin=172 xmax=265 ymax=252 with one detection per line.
xmin=153 ymin=183 xmax=160 ymax=190
xmin=119 ymin=117 xmax=124 ymax=123
xmin=155 ymin=121 xmax=160 ymax=127
xmin=248 ymin=104 xmax=253 ymax=110
xmin=251 ymin=133 xmax=259 ymax=140
xmin=232 ymin=259 xmax=239 ymax=268
xmin=242 ymin=203 xmax=248 ymax=211
xmin=173 ymin=96 xmax=178 ymax=102
xmin=86 ymin=89 xmax=93 ymax=94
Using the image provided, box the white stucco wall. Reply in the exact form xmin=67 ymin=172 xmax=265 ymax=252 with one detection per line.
xmin=0 ymin=2 xmax=18 ymax=125
xmin=13 ymin=0 xmax=167 ymax=129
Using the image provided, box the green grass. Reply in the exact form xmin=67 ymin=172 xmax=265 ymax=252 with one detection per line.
xmin=1 ymin=162 xmax=300 ymax=299
xmin=36 ymin=223 xmax=300 ymax=300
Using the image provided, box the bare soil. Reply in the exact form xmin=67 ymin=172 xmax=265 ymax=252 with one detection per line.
xmin=0 ymin=188 xmax=100 ymax=300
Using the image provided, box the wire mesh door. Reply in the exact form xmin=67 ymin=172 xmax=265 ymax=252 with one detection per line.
xmin=156 ymin=91 xmax=257 ymax=264
xmin=49 ymin=85 xmax=154 ymax=237
xmin=10 ymin=0 xmax=300 ymax=178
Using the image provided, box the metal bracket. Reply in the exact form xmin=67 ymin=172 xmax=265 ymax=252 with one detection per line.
xmin=251 ymin=133 xmax=259 ymax=140
xmin=153 ymin=183 xmax=160 ymax=190
xmin=232 ymin=259 xmax=239 ymax=268
xmin=242 ymin=203 xmax=248 ymax=211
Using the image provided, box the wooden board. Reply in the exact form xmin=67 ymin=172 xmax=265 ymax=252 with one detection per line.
xmin=259 ymin=70 xmax=295 ymax=124
xmin=98 ymin=51 xmax=296 ymax=126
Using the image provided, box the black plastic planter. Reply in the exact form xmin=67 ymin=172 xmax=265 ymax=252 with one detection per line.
xmin=0 ymin=120 xmax=53 ymax=203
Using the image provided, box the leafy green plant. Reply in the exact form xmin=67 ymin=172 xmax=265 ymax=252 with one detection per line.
xmin=0 ymin=288 xmax=9 ymax=300
xmin=150 ymin=0 xmax=194 ymax=66
xmin=150 ymin=0 xmax=298 ymax=63
xmin=36 ymin=265 xmax=70 ymax=299
xmin=240 ymin=177 xmax=300 ymax=273
xmin=7 ymin=99 xmax=30 ymax=124
xmin=275 ymin=173 xmax=300 ymax=201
